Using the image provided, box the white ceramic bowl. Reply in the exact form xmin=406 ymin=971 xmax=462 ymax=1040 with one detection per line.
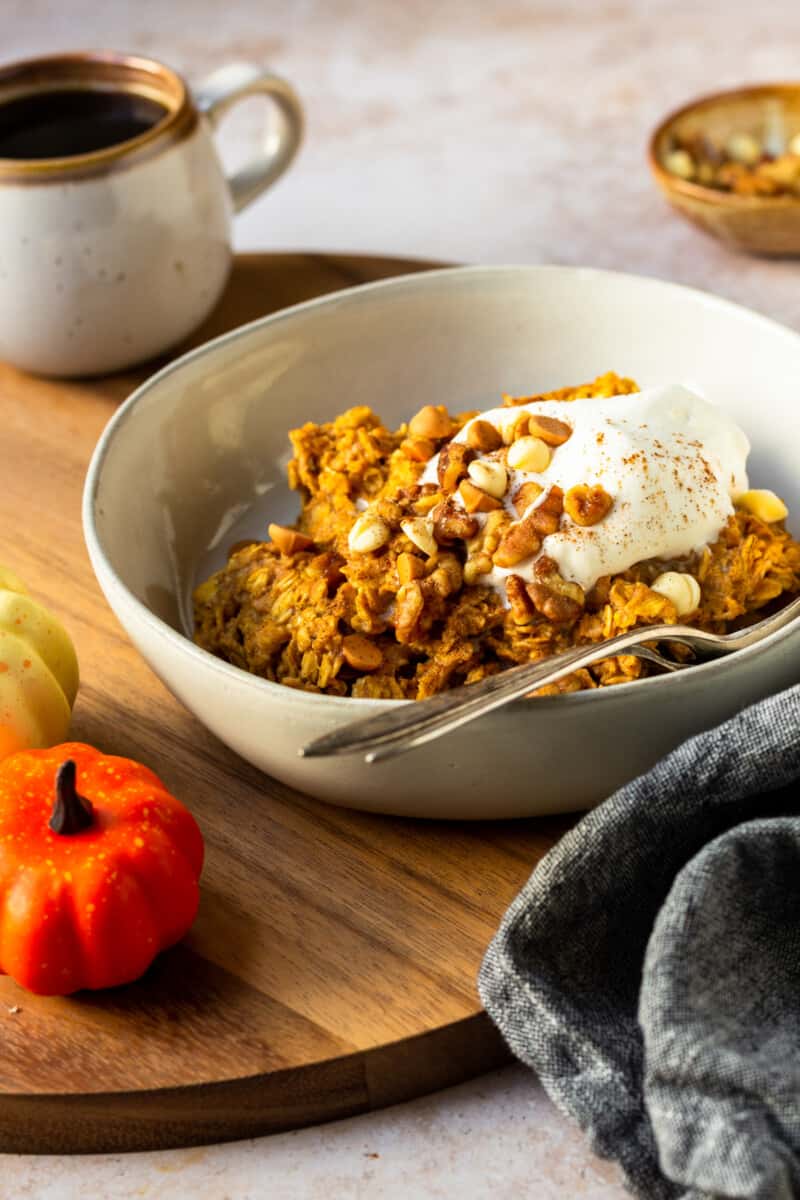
xmin=84 ymin=266 xmax=800 ymax=819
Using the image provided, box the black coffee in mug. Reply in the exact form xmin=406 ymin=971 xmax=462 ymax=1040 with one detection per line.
xmin=0 ymin=88 xmax=168 ymax=159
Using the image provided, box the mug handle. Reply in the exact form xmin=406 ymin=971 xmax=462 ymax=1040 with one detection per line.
xmin=194 ymin=63 xmax=304 ymax=214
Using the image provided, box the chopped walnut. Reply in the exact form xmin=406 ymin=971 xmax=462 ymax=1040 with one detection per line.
xmin=425 ymin=552 xmax=463 ymax=598
xmin=526 ymin=581 xmax=582 ymax=624
xmin=564 ymin=484 xmax=614 ymax=527
xmin=432 ymin=499 xmax=480 ymax=543
xmin=528 ymin=507 xmax=561 ymax=537
xmin=437 ymin=441 xmax=475 ymax=492
xmin=539 ymin=485 xmax=564 ymax=517
xmin=493 ymin=515 xmax=543 ymax=568
xmin=512 ymin=481 xmax=543 ymax=516
xmin=505 ymin=574 xmax=535 ymax=624
xmin=464 ymin=510 xmax=509 ymax=581
xmin=467 ymin=419 xmax=503 ymax=452
xmin=395 ymin=580 xmax=425 ymax=642
xmin=463 ymin=554 xmax=493 ymax=584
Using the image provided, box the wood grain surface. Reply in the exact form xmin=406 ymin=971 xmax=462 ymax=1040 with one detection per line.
xmin=0 ymin=253 xmax=572 ymax=1154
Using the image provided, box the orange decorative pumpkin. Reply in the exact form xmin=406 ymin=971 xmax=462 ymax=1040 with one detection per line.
xmin=0 ymin=742 xmax=204 ymax=995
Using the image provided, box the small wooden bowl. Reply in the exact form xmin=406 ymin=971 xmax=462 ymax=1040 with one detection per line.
xmin=649 ymin=84 xmax=800 ymax=256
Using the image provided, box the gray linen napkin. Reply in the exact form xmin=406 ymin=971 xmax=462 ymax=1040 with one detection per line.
xmin=479 ymin=683 xmax=800 ymax=1200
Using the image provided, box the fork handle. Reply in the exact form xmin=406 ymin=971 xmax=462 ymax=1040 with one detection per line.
xmin=301 ymin=623 xmax=691 ymax=762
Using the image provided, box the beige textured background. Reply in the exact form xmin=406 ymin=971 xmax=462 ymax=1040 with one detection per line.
xmin=2 ymin=0 xmax=800 ymax=1196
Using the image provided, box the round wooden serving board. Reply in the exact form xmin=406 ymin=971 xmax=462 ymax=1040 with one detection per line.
xmin=0 ymin=253 xmax=573 ymax=1154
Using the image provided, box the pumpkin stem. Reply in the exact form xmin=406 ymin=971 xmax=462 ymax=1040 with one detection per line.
xmin=50 ymin=760 xmax=94 ymax=835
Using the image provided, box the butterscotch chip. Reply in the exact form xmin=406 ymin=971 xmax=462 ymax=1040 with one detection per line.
xmin=342 ymin=634 xmax=383 ymax=671
xmin=268 ymin=524 xmax=314 ymax=555
xmin=459 ymin=478 xmax=503 ymax=513
xmin=408 ymin=405 xmax=454 ymax=440
xmin=397 ymin=552 xmax=425 ymax=583
xmin=526 ymin=414 xmax=572 ymax=446
xmin=400 ymin=435 xmax=436 ymax=462
xmin=564 ymin=484 xmax=614 ymax=527
xmin=467 ymin=419 xmax=503 ymax=452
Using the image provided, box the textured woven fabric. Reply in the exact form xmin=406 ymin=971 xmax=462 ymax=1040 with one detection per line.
xmin=479 ymin=684 xmax=800 ymax=1200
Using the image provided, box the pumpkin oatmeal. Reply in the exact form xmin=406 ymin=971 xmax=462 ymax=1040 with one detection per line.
xmin=193 ymin=373 xmax=800 ymax=699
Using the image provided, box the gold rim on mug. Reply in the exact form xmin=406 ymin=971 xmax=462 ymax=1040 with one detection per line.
xmin=0 ymin=50 xmax=197 ymax=182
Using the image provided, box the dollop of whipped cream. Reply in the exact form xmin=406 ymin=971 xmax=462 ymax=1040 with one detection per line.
xmin=421 ymin=384 xmax=750 ymax=594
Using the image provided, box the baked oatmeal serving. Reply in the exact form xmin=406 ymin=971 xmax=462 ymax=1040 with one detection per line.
xmin=193 ymin=372 xmax=800 ymax=699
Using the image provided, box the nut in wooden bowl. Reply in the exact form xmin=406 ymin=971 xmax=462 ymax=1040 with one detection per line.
xmin=648 ymin=84 xmax=800 ymax=256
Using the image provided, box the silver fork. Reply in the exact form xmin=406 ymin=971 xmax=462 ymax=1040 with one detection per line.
xmin=300 ymin=595 xmax=800 ymax=763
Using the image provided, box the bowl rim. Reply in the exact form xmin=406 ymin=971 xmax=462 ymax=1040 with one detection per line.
xmin=648 ymin=81 xmax=800 ymax=208
xmin=83 ymin=262 xmax=800 ymax=717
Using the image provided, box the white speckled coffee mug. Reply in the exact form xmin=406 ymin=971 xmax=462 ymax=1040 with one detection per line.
xmin=0 ymin=51 xmax=303 ymax=377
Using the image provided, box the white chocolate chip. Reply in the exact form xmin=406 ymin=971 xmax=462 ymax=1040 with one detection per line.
xmin=467 ymin=458 xmax=508 ymax=499
xmin=400 ymin=517 xmax=438 ymax=557
xmin=348 ymin=512 xmax=390 ymax=554
xmin=725 ymin=132 xmax=761 ymax=166
xmin=507 ymin=436 xmax=551 ymax=473
xmin=735 ymin=489 xmax=789 ymax=523
xmin=651 ymin=571 xmax=701 ymax=617
xmin=664 ymin=149 xmax=695 ymax=179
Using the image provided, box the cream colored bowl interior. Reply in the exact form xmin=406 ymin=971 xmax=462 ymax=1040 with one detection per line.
xmin=84 ymin=266 xmax=800 ymax=818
